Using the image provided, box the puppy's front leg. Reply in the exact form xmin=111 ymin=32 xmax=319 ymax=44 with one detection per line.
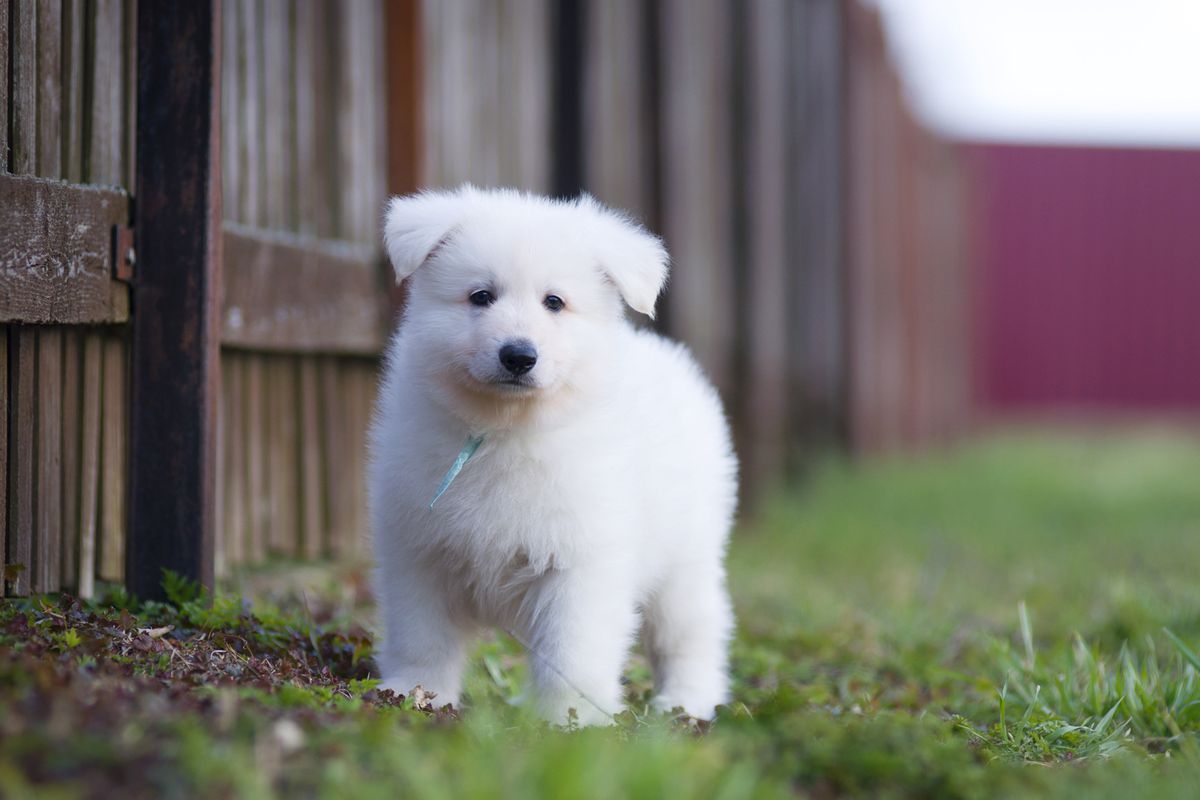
xmin=520 ymin=569 xmax=639 ymax=726
xmin=375 ymin=563 xmax=470 ymax=708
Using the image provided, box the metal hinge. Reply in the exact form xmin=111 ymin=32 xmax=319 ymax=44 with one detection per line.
xmin=113 ymin=224 xmax=136 ymax=282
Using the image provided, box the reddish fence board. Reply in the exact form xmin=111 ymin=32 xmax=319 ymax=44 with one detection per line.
xmin=973 ymin=145 xmax=1200 ymax=413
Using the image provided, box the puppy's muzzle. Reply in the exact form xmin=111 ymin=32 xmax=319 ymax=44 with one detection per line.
xmin=499 ymin=340 xmax=538 ymax=376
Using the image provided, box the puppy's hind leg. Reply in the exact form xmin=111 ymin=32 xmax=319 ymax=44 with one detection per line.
xmin=643 ymin=564 xmax=734 ymax=719
xmin=375 ymin=565 xmax=471 ymax=709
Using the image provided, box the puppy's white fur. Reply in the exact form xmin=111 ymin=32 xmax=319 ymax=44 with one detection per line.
xmin=369 ymin=186 xmax=737 ymax=724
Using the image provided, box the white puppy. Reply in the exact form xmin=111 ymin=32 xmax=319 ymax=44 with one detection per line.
xmin=369 ymin=186 xmax=737 ymax=724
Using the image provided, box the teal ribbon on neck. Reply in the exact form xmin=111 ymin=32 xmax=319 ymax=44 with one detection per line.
xmin=429 ymin=434 xmax=485 ymax=509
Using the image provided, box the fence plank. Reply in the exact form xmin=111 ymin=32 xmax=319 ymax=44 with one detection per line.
xmin=221 ymin=0 xmax=241 ymax=224
xmin=61 ymin=332 xmax=82 ymax=587
xmin=128 ymin=0 xmax=221 ymax=600
xmin=238 ymin=0 xmax=262 ymax=226
xmin=0 ymin=174 xmax=131 ymax=324
xmin=262 ymin=0 xmax=291 ymax=230
xmin=659 ymin=0 xmax=735 ymax=394
xmin=99 ymin=334 xmax=125 ymax=581
xmin=385 ymin=0 xmax=422 ymax=196
xmin=77 ymin=333 xmax=102 ymax=598
xmin=742 ymin=0 xmax=789 ymax=491
xmin=265 ymin=358 xmax=286 ymax=554
xmin=293 ymin=0 xmax=316 ymax=234
xmin=1 ymin=2 xmax=9 ymax=163
xmin=35 ymin=329 xmax=63 ymax=592
xmin=245 ymin=358 xmax=268 ymax=563
xmin=275 ymin=359 xmax=300 ymax=555
xmin=220 ymin=226 xmax=385 ymax=353
xmin=214 ymin=355 xmax=226 ymax=578
xmin=789 ymin=0 xmax=847 ymax=450
xmin=584 ymin=0 xmax=651 ymax=220
xmin=8 ymin=330 xmax=36 ymax=595
xmin=90 ymin=0 xmax=124 ymax=184
xmin=298 ymin=359 xmax=324 ymax=559
xmin=10 ymin=0 xmax=36 ymax=175
xmin=63 ymin=0 xmax=85 ymax=182
xmin=318 ymin=358 xmax=343 ymax=556
xmin=35 ymin=0 xmax=62 ymax=179
xmin=123 ymin=0 xmax=137 ymax=190
xmin=0 ymin=327 xmax=7 ymax=597
xmin=221 ymin=355 xmax=246 ymax=567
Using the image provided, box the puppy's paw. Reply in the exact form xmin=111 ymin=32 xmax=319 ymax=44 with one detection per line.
xmin=650 ymin=691 xmax=724 ymax=721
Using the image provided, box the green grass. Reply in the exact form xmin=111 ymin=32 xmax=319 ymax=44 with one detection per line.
xmin=3 ymin=430 xmax=1200 ymax=797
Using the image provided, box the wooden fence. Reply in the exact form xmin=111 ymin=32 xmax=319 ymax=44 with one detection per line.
xmin=3 ymin=0 xmax=974 ymax=598
xmin=419 ymin=0 xmax=973 ymax=478
xmin=3 ymin=0 xmax=390 ymax=599
xmin=2 ymin=0 xmax=135 ymax=598
xmin=215 ymin=0 xmax=387 ymax=577
xmin=844 ymin=2 xmax=973 ymax=452
xmin=420 ymin=0 xmax=851 ymax=498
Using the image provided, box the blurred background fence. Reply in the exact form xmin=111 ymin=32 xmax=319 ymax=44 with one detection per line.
xmin=4 ymin=0 xmax=1196 ymax=598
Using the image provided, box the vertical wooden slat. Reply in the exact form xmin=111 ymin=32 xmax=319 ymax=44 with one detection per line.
xmin=8 ymin=331 xmax=36 ymax=595
xmin=222 ymin=355 xmax=246 ymax=567
xmin=61 ymin=332 xmax=82 ymax=588
xmin=789 ymin=0 xmax=847 ymax=453
xmin=293 ymin=0 xmax=317 ymax=234
xmin=238 ymin=0 xmax=262 ymax=226
xmin=86 ymin=0 xmax=128 ymax=591
xmin=91 ymin=0 xmax=124 ymax=184
xmin=128 ymin=0 xmax=221 ymax=600
xmin=99 ymin=334 xmax=125 ymax=581
xmin=1 ymin=1 xmax=9 ymax=163
xmin=77 ymin=333 xmax=102 ymax=598
xmin=214 ymin=358 xmax=226 ymax=579
xmin=350 ymin=363 xmax=373 ymax=555
xmin=262 ymin=0 xmax=291 ymax=230
xmin=36 ymin=0 xmax=62 ymax=178
xmin=265 ymin=358 xmax=287 ymax=554
xmin=32 ymin=2 xmax=64 ymax=593
xmin=63 ymin=0 xmax=86 ymax=182
xmin=384 ymin=0 xmax=422 ymax=196
xmin=35 ymin=330 xmax=62 ymax=592
xmin=221 ymin=0 xmax=241 ymax=223
xmin=584 ymin=0 xmax=651 ymax=220
xmin=61 ymin=0 xmax=87 ymax=590
xmin=298 ymin=359 xmax=324 ymax=559
xmin=659 ymin=0 xmax=735 ymax=394
xmin=10 ymin=0 xmax=36 ymax=174
xmin=335 ymin=0 xmax=359 ymax=238
xmin=1 ymin=327 xmax=7 ymax=597
xmin=743 ymin=0 xmax=789 ymax=493
xmin=363 ymin=0 xmax=387 ymax=236
xmin=318 ymin=358 xmax=343 ymax=556
xmin=122 ymin=0 xmax=137 ymax=190
xmin=245 ymin=358 xmax=267 ymax=563
xmin=277 ymin=360 xmax=300 ymax=556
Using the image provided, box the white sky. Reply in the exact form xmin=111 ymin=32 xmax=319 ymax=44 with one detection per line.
xmin=871 ymin=0 xmax=1200 ymax=147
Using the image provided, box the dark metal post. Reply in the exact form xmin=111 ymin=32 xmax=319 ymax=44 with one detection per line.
xmin=128 ymin=1 xmax=222 ymax=600
xmin=552 ymin=0 xmax=585 ymax=199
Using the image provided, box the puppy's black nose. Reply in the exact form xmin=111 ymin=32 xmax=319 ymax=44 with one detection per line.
xmin=499 ymin=341 xmax=538 ymax=376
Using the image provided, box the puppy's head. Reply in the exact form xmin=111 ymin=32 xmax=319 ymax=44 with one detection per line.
xmin=383 ymin=186 xmax=668 ymax=416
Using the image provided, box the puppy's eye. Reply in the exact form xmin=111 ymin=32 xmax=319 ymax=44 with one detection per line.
xmin=543 ymin=294 xmax=565 ymax=313
xmin=469 ymin=290 xmax=495 ymax=307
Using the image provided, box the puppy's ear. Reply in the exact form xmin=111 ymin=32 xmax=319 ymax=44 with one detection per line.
xmin=382 ymin=188 xmax=468 ymax=282
xmin=581 ymin=196 xmax=670 ymax=319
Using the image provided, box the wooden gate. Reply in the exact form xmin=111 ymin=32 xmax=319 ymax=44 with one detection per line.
xmin=3 ymin=1 xmax=393 ymax=600
xmin=2 ymin=0 xmax=137 ymax=598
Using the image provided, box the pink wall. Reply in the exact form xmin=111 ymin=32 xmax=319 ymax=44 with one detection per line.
xmin=972 ymin=144 xmax=1200 ymax=413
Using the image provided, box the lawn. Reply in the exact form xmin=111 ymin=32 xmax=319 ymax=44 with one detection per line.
xmin=2 ymin=431 xmax=1199 ymax=798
